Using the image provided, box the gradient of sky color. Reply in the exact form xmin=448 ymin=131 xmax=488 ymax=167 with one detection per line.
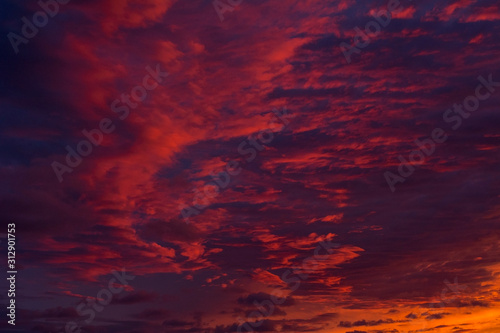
xmin=0 ymin=0 xmax=499 ymax=332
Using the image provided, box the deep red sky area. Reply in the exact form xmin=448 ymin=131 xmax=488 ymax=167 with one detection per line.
xmin=0 ymin=0 xmax=499 ymax=332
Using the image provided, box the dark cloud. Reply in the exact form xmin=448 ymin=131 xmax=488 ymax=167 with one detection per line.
xmin=163 ymin=319 xmax=195 ymax=327
xmin=237 ymin=292 xmax=295 ymax=307
xmin=111 ymin=291 xmax=157 ymax=304
xmin=425 ymin=312 xmax=451 ymax=320
xmin=134 ymin=308 xmax=170 ymax=320
xmin=338 ymin=318 xmax=396 ymax=327
xmin=1 ymin=0 xmax=499 ymax=332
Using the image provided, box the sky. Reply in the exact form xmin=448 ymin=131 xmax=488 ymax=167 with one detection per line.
xmin=0 ymin=0 xmax=499 ymax=332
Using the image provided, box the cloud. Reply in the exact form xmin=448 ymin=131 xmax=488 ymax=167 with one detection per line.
xmin=111 ymin=290 xmax=156 ymax=304
xmin=237 ymin=292 xmax=295 ymax=307
xmin=1 ymin=0 xmax=500 ymax=332
xmin=134 ymin=308 xmax=170 ymax=320
xmin=425 ymin=312 xmax=451 ymax=320
xmin=338 ymin=318 xmax=396 ymax=327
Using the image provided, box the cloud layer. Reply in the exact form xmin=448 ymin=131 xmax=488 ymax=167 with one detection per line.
xmin=0 ymin=0 xmax=499 ymax=332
